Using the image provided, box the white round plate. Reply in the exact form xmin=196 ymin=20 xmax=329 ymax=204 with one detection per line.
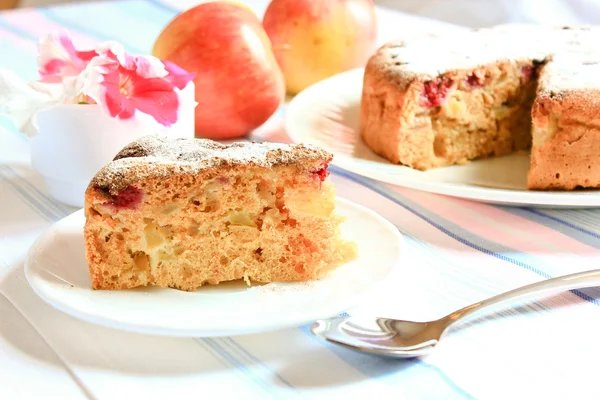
xmin=286 ymin=68 xmax=600 ymax=208
xmin=24 ymin=198 xmax=402 ymax=337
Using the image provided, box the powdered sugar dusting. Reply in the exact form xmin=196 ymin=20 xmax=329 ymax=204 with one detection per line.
xmin=90 ymin=134 xmax=332 ymax=194
xmin=379 ymin=24 xmax=600 ymax=79
xmin=540 ymin=53 xmax=600 ymax=91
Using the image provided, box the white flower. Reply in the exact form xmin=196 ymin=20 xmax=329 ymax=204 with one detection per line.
xmin=0 ymin=69 xmax=66 ymax=136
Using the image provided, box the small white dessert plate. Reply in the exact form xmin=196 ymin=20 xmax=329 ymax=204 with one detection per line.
xmin=286 ymin=68 xmax=600 ymax=208
xmin=24 ymin=198 xmax=402 ymax=337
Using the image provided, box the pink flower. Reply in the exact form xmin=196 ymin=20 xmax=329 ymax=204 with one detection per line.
xmin=38 ymin=32 xmax=97 ymax=83
xmin=20 ymin=33 xmax=197 ymax=129
xmin=82 ymin=42 xmax=195 ymax=126
xmin=163 ymin=61 xmax=196 ymax=90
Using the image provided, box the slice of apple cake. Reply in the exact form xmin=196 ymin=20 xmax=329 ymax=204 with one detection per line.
xmin=84 ymin=135 xmax=356 ymax=291
xmin=528 ymin=53 xmax=600 ymax=190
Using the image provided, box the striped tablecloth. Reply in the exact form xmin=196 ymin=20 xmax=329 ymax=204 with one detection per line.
xmin=2 ymin=1 xmax=600 ymax=399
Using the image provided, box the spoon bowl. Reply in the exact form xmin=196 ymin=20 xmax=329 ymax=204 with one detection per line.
xmin=311 ymin=316 xmax=443 ymax=358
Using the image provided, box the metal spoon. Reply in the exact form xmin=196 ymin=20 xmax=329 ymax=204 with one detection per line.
xmin=311 ymin=269 xmax=600 ymax=358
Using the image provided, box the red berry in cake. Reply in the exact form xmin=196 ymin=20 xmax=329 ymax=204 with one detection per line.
xmin=465 ymin=73 xmax=485 ymax=89
xmin=420 ymin=77 xmax=454 ymax=108
xmin=312 ymin=162 xmax=330 ymax=182
xmin=521 ymin=65 xmax=538 ymax=81
xmin=103 ymin=185 xmax=143 ymax=210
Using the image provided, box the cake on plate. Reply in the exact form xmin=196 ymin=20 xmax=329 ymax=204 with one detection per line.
xmin=84 ymin=135 xmax=356 ymax=291
xmin=529 ymin=53 xmax=600 ymax=190
xmin=359 ymin=25 xmax=600 ymax=190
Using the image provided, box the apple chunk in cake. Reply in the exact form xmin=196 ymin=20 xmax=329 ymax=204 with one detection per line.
xmin=84 ymin=135 xmax=357 ymax=291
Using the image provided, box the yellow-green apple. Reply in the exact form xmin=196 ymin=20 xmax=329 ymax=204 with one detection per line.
xmin=263 ymin=0 xmax=377 ymax=94
xmin=153 ymin=1 xmax=285 ymax=139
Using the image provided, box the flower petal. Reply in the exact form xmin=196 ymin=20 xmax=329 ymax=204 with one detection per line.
xmin=95 ymin=41 xmax=167 ymax=79
xmin=79 ymin=55 xmax=119 ymax=111
xmin=76 ymin=49 xmax=97 ymax=62
xmin=95 ymin=41 xmax=127 ymax=65
xmin=134 ymin=55 xmax=168 ymax=79
xmin=39 ymin=59 xmax=66 ymax=83
xmin=79 ymin=52 xmax=180 ymax=126
xmin=124 ymin=72 xmax=179 ymax=125
xmin=37 ymin=31 xmax=96 ymax=81
xmin=163 ymin=61 xmax=196 ymax=90
xmin=0 ymin=69 xmax=65 ymax=136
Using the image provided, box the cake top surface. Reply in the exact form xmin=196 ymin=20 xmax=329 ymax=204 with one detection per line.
xmin=90 ymin=135 xmax=332 ymax=194
xmin=539 ymin=53 xmax=600 ymax=92
xmin=376 ymin=24 xmax=600 ymax=79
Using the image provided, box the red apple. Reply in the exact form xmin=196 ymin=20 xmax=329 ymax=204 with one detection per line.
xmin=153 ymin=1 xmax=286 ymax=139
xmin=263 ymin=0 xmax=377 ymax=94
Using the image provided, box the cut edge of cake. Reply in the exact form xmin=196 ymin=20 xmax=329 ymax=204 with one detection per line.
xmin=84 ymin=135 xmax=357 ymax=291
xmin=360 ymin=37 xmax=543 ymax=171
xmin=528 ymin=53 xmax=600 ymax=190
xmin=359 ymin=24 xmax=600 ymax=191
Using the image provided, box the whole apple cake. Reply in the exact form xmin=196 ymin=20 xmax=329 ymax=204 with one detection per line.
xmin=360 ymin=25 xmax=600 ymax=190
xmin=84 ymin=135 xmax=357 ymax=291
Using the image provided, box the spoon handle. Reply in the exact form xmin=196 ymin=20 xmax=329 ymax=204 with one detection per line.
xmin=445 ymin=269 xmax=600 ymax=326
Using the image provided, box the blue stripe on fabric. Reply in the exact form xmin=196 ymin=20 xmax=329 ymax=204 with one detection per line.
xmin=222 ymin=338 xmax=297 ymax=391
xmin=0 ymin=165 xmax=58 ymax=222
xmin=194 ymin=338 xmax=272 ymax=397
xmin=1 ymin=164 xmax=71 ymax=218
xmin=36 ymin=6 xmax=144 ymax=54
xmin=0 ymin=19 xmax=40 ymax=80
xmin=502 ymin=207 xmax=600 ymax=250
xmin=198 ymin=338 xmax=274 ymax=396
xmin=407 ymin=231 xmax=587 ymax=322
xmin=0 ymin=17 xmax=38 ymax=41
xmin=527 ymin=208 xmax=600 ymax=239
xmin=328 ymin=165 xmax=600 ymax=306
xmin=377 ymin=226 xmax=554 ymax=341
xmin=192 ymin=337 xmax=230 ymax=368
xmin=453 ymin=298 xmax=554 ymax=334
xmin=298 ymin=324 xmax=475 ymax=400
xmin=146 ymin=0 xmax=181 ymax=15
xmin=85 ymin=0 xmax=175 ymax=47
xmin=0 ymin=41 xmax=37 ymax=80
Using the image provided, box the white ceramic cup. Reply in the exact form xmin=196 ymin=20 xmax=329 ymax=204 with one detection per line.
xmin=30 ymin=84 xmax=196 ymax=208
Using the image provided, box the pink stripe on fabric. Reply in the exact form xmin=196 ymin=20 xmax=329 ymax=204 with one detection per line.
xmin=0 ymin=27 xmax=36 ymax=51
xmin=396 ymin=186 xmax=598 ymax=255
xmin=1 ymin=9 xmax=98 ymax=49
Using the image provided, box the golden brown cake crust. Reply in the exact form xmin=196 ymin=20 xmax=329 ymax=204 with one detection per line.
xmin=91 ymin=134 xmax=333 ymax=195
